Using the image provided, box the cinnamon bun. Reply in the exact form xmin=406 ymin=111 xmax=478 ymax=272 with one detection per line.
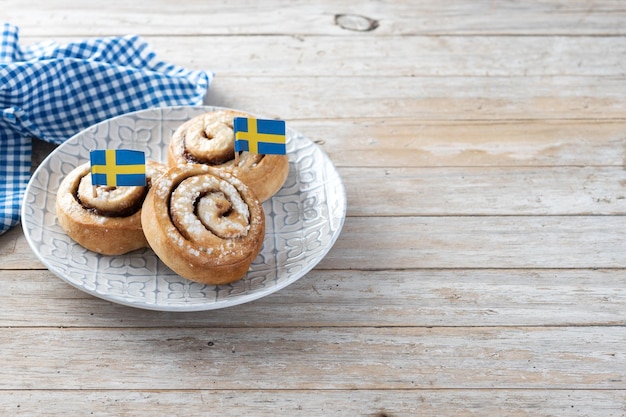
xmin=167 ymin=110 xmax=289 ymax=202
xmin=55 ymin=160 xmax=166 ymax=255
xmin=141 ymin=164 xmax=265 ymax=285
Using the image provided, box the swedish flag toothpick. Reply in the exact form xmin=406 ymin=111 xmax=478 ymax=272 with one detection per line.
xmin=233 ymin=117 xmax=286 ymax=156
xmin=90 ymin=149 xmax=146 ymax=187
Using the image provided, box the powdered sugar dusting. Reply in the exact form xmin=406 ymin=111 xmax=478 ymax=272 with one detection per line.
xmin=170 ymin=173 xmax=251 ymax=242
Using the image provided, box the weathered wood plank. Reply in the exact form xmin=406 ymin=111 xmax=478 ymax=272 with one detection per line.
xmin=320 ymin=216 xmax=626 ymax=270
xmin=139 ymin=35 xmax=626 ymax=78
xmin=204 ymin=75 xmax=626 ymax=121
xmin=16 ymin=35 xmax=626 ymax=78
xmin=5 ymin=0 xmax=411 ymax=36
xmin=1 ymin=389 xmax=625 ymax=417
xmin=302 ymin=119 xmax=626 ymax=168
xmin=7 ymin=0 xmax=626 ymax=36
xmin=342 ymin=166 xmax=626 ymax=216
xmin=1 ymin=269 xmax=625 ymax=328
xmin=1 ymin=326 xmax=623 ymax=389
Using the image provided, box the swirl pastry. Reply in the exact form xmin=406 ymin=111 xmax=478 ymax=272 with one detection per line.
xmin=55 ymin=160 xmax=166 ymax=255
xmin=141 ymin=164 xmax=265 ymax=285
xmin=167 ymin=110 xmax=289 ymax=202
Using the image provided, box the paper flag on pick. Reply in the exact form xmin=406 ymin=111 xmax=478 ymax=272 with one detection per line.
xmin=233 ymin=117 xmax=286 ymax=155
xmin=90 ymin=149 xmax=146 ymax=187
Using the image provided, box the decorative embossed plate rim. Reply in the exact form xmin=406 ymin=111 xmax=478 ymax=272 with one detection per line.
xmin=21 ymin=106 xmax=346 ymax=311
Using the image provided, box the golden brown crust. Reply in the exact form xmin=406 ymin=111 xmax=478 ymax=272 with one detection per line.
xmin=141 ymin=164 xmax=265 ymax=285
xmin=167 ymin=110 xmax=289 ymax=202
xmin=55 ymin=160 xmax=166 ymax=255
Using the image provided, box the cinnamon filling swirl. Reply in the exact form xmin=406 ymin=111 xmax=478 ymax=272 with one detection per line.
xmin=75 ymin=176 xmax=147 ymax=218
xmin=168 ymin=110 xmax=289 ymax=202
xmin=141 ymin=164 xmax=265 ymax=285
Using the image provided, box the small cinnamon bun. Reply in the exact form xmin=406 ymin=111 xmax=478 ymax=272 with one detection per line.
xmin=167 ymin=110 xmax=289 ymax=202
xmin=141 ymin=164 xmax=265 ymax=285
xmin=55 ymin=160 xmax=166 ymax=255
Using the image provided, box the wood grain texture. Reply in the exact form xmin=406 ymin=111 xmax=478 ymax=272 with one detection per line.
xmin=303 ymin=119 xmax=626 ymax=168
xmin=17 ymin=35 xmax=626 ymax=78
xmin=6 ymin=0 xmax=626 ymax=36
xmin=2 ymin=0 xmax=626 ymax=414
xmin=3 ymin=389 xmax=625 ymax=417
xmin=1 ymin=326 xmax=624 ymax=390
xmin=207 ymin=75 xmax=626 ymax=121
xmin=321 ymin=216 xmax=626 ymax=269
xmin=1 ymin=269 xmax=625 ymax=328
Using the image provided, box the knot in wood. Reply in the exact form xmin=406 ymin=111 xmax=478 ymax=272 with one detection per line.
xmin=334 ymin=13 xmax=379 ymax=31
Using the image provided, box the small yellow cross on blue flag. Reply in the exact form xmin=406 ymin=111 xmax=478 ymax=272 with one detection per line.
xmin=90 ymin=149 xmax=147 ymax=187
xmin=233 ymin=117 xmax=286 ymax=155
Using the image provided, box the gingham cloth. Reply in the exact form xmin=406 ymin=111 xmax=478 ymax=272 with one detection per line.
xmin=0 ymin=23 xmax=212 ymax=235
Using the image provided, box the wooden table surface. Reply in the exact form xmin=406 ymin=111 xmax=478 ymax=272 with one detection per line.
xmin=2 ymin=1 xmax=626 ymax=415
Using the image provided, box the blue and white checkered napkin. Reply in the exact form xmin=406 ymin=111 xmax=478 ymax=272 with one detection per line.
xmin=0 ymin=22 xmax=213 ymax=235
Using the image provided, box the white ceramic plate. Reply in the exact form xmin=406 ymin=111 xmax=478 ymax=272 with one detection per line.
xmin=21 ymin=106 xmax=346 ymax=311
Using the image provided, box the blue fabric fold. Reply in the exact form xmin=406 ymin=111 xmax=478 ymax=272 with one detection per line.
xmin=0 ymin=22 xmax=213 ymax=234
